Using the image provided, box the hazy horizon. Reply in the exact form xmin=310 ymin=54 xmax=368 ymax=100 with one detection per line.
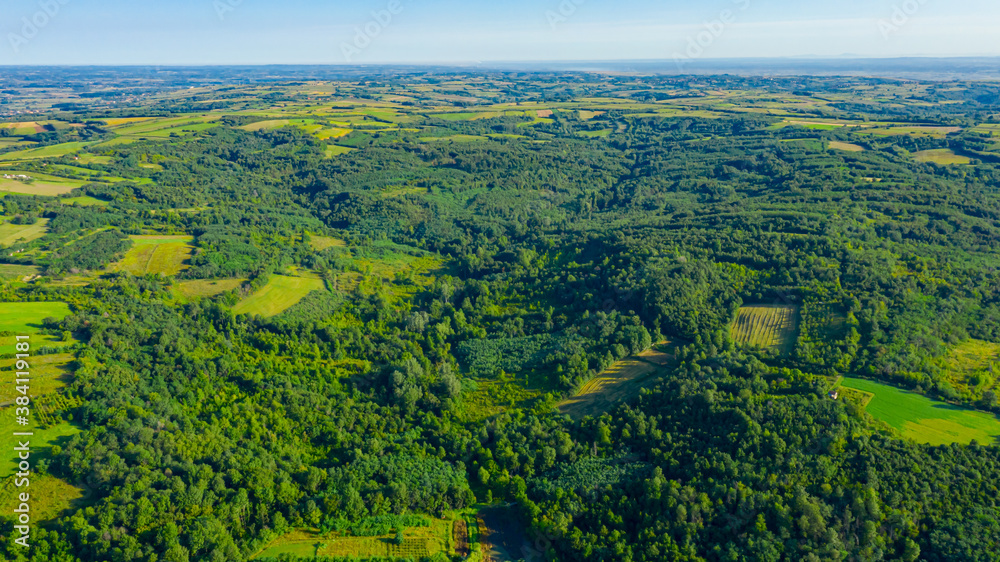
xmin=3 ymin=0 xmax=1000 ymax=66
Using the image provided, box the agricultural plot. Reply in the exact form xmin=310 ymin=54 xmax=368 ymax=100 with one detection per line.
xmin=0 ymin=173 xmax=87 ymax=196
xmin=0 ymin=264 xmax=39 ymax=280
xmin=731 ymin=305 xmax=799 ymax=354
xmin=0 ymin=302 xmax=72 ymax=347
xmin=0 ymin=353 xmax=74 ymax=405
xmin=308 ymin=235 xmax=347 ymax=251
xmin=829 ymin=141 xmax=865 ymax=152
xmin=173 ymin=278 xmax=246 ymax=301
xmin=59 ymin=196 xmax=109 ymax=207
xmin=324 ymin=145 xmax=354 ymax=158
xmin=0 ymin=141 xmax=95 ymax=161
xmin=113 ymin=235 xmax=194 ymax=276
xmin=254 ymin=518 xmax=455 ymax=560
xmin=840 ymin=378 xmax=1000 ymax=446
xmin=913 ymin=148 xmax=971 ymax=165
xmin=232 ymin=275 xmax=325 ymax=317
xmin=558 ymin=342 xmax=674 ymax=420
xmin=0 ymin=218 xmax=49 ymax=246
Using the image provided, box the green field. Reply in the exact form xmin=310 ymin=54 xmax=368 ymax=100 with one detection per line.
xmin=113 ymin=235 xmax=194 ymax=276
xmin=731 ymin=305 xmax=799 ymax=354
xmin=0 ymin=264 xmax=39 ymax=280
xmin=0 ymin=173 xmax=87 ymax=196
xmin=913 ymin=148 xmax=971 ymax=165
xmin=232 ymin=275 xmax=326 ymax=317
xmin=0 ymin=142 xmax=95 ymax=162
xmin=0 ymin=302 xmax=72 ymax=341
xmin=60 ymin=196 xmax=109 ymax=207
xmin=0 ymin=218 xmax=49 ymax=246
xmin=840 ymin=378 xmax=1000 ymax=446
xmin=324 ymin=145 xmax=355 ymax=158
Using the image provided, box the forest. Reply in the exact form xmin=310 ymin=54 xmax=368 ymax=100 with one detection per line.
xmin=1 ymin=72 xmax=1000 ymax=561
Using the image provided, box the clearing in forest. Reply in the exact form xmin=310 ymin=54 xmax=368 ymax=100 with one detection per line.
xmin=309 ymin=235 xmax=347 ymax=251
xmin=913 ymin=148 xmax=971 ymax=165
xmin=113 ymin=235 xmax=194 ymax=276
xmin=0 ymin=218 xmax=49 ymax=246
xmin=731 ymin=305 xmax=799 ymax=354
xmin=173 ymin=278 xmax=246 ymax=301
xmin=232 ymin=275 xmax=325 ymax=317
xmin=829 ymin=141 xmax=865 ymax=152
xmin=0 ymin=173 xmax=87 ymax=196
xmin=0 ymin=302 xmax=72 ymax=347
xmin=840 ymin=377 xmax=1000 ymax=446
xmin=253 ymin=518 xmax=454 ymax=560
xmin=558 ymin=342 xmax=675 ymax=420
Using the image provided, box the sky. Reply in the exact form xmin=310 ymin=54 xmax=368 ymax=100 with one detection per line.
xmin=2 ymin=0 xmax=999 ymax=65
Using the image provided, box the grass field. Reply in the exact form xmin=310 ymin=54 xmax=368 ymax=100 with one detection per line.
xmin=309 ymin=235 xmax=347 ymax=251
xmin=59 ymin=196 xmax=109 ymax=207
xmin=731 ymin=305 xmax=799 ymax=354
xmin=913 ymin=148 xmax=971 ymax=165
xmin=0 ymin=419 xmax=80 ymax=478
xmin=0 ymin=475 xmax=87 ymax=523
xmin=173 ymin=278 xmax=246 ymax=300
xmin=0 ymin=302 xmax=72 ymax=341
xmin=324 ymin=145 xmax=354 ymax=158
xmin=829 ymin=141 xmax=865 ymax=152
xmin=0 ymin=218 xmax=49 ymax=246
xmin=113 ymin=235 xmax=193 ymax=276
xmin=0 ymin=264 xmax=39 ymax=280
xmin=254 ymin=518 xmax=455 ymax=560
xmin=558 ymin=342 xmax=674 ymax=419
xmin=0 ymin=141 xmax=95 ymax=162
xmin=840 ymin=377 xmax=1000 ymax=446
xmin=232 ymin=275 xmax=326 ymax=317
xmin=0 ymin=173 xmax=87 ymax=196
xmin=0 ymin=353 xmax=74 ymax=405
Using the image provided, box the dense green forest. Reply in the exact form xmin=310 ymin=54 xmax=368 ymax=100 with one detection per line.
xmin=1 ymin=72 xmax=1000 ymax=561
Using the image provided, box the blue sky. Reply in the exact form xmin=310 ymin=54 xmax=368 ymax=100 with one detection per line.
xmin=2 ymin=0 xmax=999 ymax=64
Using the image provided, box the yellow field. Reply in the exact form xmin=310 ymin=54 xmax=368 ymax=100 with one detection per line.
xmin=0 ymin=475 xmax=86 ymax=523
xmin=174 ymin=278 xmax=246 ymax=300
xmin=829 ymin=141 xmax=865 ymax=152
xmin=913 ymin=149 xmax=971 ymax=165
xmin=558 ymin=343 xmax=674 ymax=419
xmin=232 ymin=275 xmax=325 ymax=317
xmin=0 ymin=218 xmax=49 ymax=246
xmin=731 ymin=305 xmax=799 ymax=354
xmin=309 ymin=235 xmax=347 ymax=251
xmin=113 ymin=235 xmax=193 ymax=276
xmin=255 ymin=518 xmax=455 ymax=560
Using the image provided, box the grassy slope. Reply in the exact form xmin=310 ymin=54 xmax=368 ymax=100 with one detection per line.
xmin=841 ymin=377 xmax=1000 ymax=446
xmin=232 ymin=276 xmax=326 ymax=317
